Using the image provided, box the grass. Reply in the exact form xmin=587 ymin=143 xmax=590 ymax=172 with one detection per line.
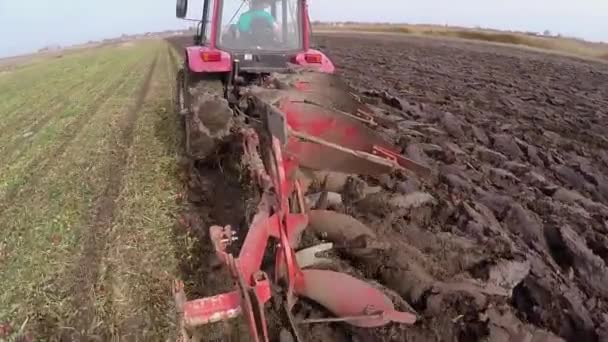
xmin=315 ymin=23 xmax=608 ymax=61
xmin=0 ymin=51 xmax=146 ymax=210
xmin=0 ymin=52 xmax=133 ymax=184
xmin=0 ymin=48 xmax=114 ymax=127
xmin=0 ymin=39 xmax=182 ymax=340
xmin=95 ymin=43 xmax=182 ymax=340
xmin=0 ymin=46 xmax=150 ymax=338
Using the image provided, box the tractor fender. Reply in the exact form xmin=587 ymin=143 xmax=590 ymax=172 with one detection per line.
xmin=185 ymin=46 xmax=232 ymax=73
xmin=294 ymin=49 xmax=336 ymax=74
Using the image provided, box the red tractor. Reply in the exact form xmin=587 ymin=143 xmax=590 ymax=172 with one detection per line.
xmin=172 ymin=1 xmax=429 ymax=341
xmin=174 ymin=0 xmax=337 ymax=161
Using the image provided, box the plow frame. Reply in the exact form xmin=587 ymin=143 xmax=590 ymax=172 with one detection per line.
xmin=174 ymin=97 xmax=424 ymax=341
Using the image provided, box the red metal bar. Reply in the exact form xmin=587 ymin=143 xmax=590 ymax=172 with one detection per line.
xmin=302 ymin=0 xmax=310 ymax=50
xmin=210 ymin=0 xmax=220 ymax=48
xmin=238 ymin=211 xmax=272 ymax=282
xmin=233 ymin=256 xmax=262 ymax=342
xmin=252 ymin=272 xmax=272 ymax=340
xmin=183 ymin=291 xmax=242 ymax=327
xmin=182 ymin=279 xmax=272 ymax=328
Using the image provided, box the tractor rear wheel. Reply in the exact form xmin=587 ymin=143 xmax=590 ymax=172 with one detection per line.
xmin=176 ymin=68 xmax=188 ymax=117
xmin=178 ymin=68 xmax=234 ymax=161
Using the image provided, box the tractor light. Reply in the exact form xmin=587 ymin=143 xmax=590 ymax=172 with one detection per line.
xmin=200 ymin=51 xmax=222 ymax=62
xmin=304 ymin=53 xmax=322 ymax=64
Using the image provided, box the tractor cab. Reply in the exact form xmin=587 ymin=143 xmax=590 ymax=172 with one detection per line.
xmin=218 ymin=0 xmax=302 ymax=52
xmin=176 ymin=0 xmax=334 ymax=74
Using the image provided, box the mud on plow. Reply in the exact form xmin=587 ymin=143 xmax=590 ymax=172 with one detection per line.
xmin=172 ymin=66 xmax=431 ymax=341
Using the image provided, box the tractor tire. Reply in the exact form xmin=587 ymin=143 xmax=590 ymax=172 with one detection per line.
xmin=175 ymin=68 xmax=187 ymax=117
xmin=180 ymin=70 xmax=233 ymax=161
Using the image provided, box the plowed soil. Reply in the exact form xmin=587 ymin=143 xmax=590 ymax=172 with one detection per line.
xmin=170 ymin=33 xmax=608 ymax=342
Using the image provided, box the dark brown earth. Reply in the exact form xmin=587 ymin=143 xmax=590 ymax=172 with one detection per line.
xmin=170 ymin=33 xmax=608 ymax=342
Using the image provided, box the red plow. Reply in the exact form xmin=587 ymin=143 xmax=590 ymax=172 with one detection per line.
xmin=172 ymin=0 xmax=431 ymax=340
xmin=173 ymin=75 xmax=430 ymax=341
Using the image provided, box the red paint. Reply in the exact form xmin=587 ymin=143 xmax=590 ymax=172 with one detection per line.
xmin=186 ymin=46 xmax=232 ymax=73
xmin=344 ymin=125 xmax=359 ymax=139
xmin=282 ymin=100 xmax=337 ymax=137
xmin=238 ymin=214 xmax=272 ymax=282
xmin=296 ymin=269 xmax=416 ymax=327
xmin=308 ymin=118 xmax=335 ymax=136
xmin=294 ymin=81 xmax=310 ymax=91
xmin=285 ymin=112 xmax=299 ymax=129
xmin=283 ymin=101 xmax=304 ymax=130
xmin=294 ymin=49 xmax=335 ymax=73
xmin=302 ymin=0 xmax=310 ymax=50
xmin=210 ymin=0 xmax=220 ymax=48
xmin=183 ymin=290 xmax=242 ymax=326
xmin=183 ymin=279 xmax=271 ymax=327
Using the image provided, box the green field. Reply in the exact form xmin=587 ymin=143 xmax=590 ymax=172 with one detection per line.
xmin=0 ymin=40 xmax=184 ymax=341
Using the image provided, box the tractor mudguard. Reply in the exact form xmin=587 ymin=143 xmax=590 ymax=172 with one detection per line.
xmin=185 ymin=46 xmax=232 ymax=73
xmin=293 ymin=49 xmax=335 ymax=73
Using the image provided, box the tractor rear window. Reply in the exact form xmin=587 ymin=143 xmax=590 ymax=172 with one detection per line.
xmin=217 ymin=0 xmax=303 ymax=51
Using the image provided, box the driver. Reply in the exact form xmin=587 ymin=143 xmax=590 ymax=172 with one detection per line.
xmin=236 ymin=0 xmax=279 ymax=35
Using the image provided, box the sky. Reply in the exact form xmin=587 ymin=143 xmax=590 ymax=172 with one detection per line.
xmin=1 ymin=0 xmax=607 ymax=58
